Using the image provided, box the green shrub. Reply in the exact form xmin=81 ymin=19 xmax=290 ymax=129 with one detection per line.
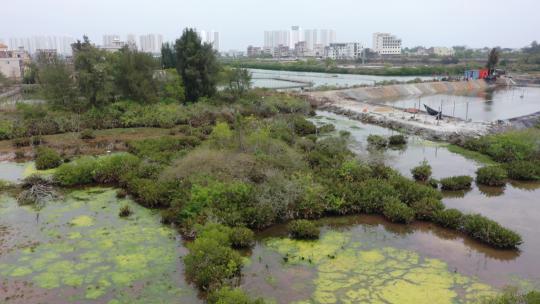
xmin=54 ymin=157 xmax=98 ymax=186
xmin=35 ymin=147 xmax=62 ymax=170
xmin=389 ymin=176 xmax=442 ymax=206
xmin=184 ymin=230 xmax=243 ymax=290
xmin=93 ymin=153 xmax=141 ymax=184
xmin=355 ymin=179 xmax=399 ymax=213
xmin=125 ymin=177 xmax=171 ymax=208
xmin=411 ymin=160 xmax=432 ymax=182
xmin=288 ymin=220 xmax=320 ymax=239
xmin=388 ymin=134 xmax=407 ymax=145
xmin=31 ymin=135 xmax=44 ymax=146
xmin=79 ymin=129 xmax=96 ymax=140
xmin=411 ymin=198 xmax=445 ymax=221
xmin=476 ymin=166 xmax=507 ymax=186
xmin=367 ymin=134 xmax=388 ymax=149
xmin=0 ymin=120 xmax=14 ymax=140
xmin=116 ymin=188 xmax=127 ymax=198
xmin=230 ymin=227 xmax=255 ymax=248
xmin=118 ymin=205 xmax=132 ymax=217
xmin=208 ymin=287 xmax=265 ymax=304
xmin=440 ymin=175 xmax=473 ymax=191
xmin=127 ymin=136 xmax=200 ymax=163
xmin=292 ymin=116 xmax=317 ymax=136
xmin=12 ymin=137 xmax=31 ymax=148
xmin=462 ymin=214 xmax=522 ymax=248
xmin=505 ymin=161 xmax=540 ymax=181
xmin=317 ymin=124 xmax=335 ymax=133
xmin=434 ymin=208 xmax=464 ymax=229
xmin=382 ymin=199 xmax=416 ymax=224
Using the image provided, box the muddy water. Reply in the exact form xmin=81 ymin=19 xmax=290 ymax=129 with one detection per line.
xmin=377 ymin=87 xmax=540 ymax=122
xmin=0 ymin=188 xmax=201 ymax=304
xmin=240 ymin=112 xmax=540 ymax=303
xmin=0 ymin=162 xmax=27 ymax=182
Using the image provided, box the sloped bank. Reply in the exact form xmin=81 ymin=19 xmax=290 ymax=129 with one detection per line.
xmin=304 ymin=80 xmax=496 ymax=142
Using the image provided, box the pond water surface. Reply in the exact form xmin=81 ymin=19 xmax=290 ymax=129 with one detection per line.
xmin=377 ymin=86 xmax=540 ymax=122
xmin=249 ymin=69 xmax=436 ymax=89
xmin=0 ymin=188 xmax=201 ymax=304
xmin=238 ymin=112 xmax=540 ymax=303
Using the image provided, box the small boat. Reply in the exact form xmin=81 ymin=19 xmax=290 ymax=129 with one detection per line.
xmin=424 ymin=104 xmax=442 ymax=120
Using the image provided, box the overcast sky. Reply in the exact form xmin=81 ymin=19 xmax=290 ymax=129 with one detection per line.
xmin=2 ymin=0 xmax=539 ymax=50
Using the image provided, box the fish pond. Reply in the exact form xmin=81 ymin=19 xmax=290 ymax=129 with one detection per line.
xmin=376 ymin=86 xmax=540 ymax=122
xmin=0 ymin=188 xmax=201 ymax=304
xmin=1 ymin=112 xmax=540 ymax=303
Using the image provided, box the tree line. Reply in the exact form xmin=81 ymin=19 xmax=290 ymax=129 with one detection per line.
xmin=36 ymin=28 xmax=250 ymax=112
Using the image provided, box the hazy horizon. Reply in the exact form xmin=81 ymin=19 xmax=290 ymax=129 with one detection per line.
xmin=2 ymin=0 xmax=539 ymax=51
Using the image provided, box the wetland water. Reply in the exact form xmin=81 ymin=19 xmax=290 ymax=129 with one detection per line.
xmin=1 ymin=111 xmax=539 ymax=304
xmin=239 ymin=111 xmax=540 ymax=303
xmin=249 ymin=69 xmax=435 ymax=89
xmin=377 ymin=86 xmax=540 ymax=122
xmin=0 ymin=188 xmax=201 ymax=304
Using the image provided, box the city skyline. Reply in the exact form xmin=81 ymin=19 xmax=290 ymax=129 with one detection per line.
xmin=1 ymin=0 xmax=539 ymax=51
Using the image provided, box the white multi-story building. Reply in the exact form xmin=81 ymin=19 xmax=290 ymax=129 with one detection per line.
xmin=8 ymin=36 xmax=75 ymax=56
xmin=372 ymin=32 xmax=402 ymax=55
xmin=325 ymin=43 xmax=363 ymax=60
xmin=430 ymin=47 xmax=455 ymax=56
xmin=196 ymin=30 xmax=220 ymax=51
xmin=303 ymin=29 xmax=318 ymax=50
xmin=289 ymin=26 xmax=303 ymax=48
xmin=264 ymin=30 xmax=290 ymax=49
xmin=319 ymin=29 xmax=336 ymax=47
xmin=139 ymin=34 xmax=163 ymax=54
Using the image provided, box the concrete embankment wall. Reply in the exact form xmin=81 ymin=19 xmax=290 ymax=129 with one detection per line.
xmin=340 ymin=79 xmax=488 ymax=101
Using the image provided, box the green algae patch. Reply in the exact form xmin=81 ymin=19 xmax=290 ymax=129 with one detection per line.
xmin=266 ymin=231 xmax=496 ymax=304
xmin=0 ymin=188 xmax=200 ymax=303
xmin=23 ymin=162 xmax=57 ymax=178
xmin=70 ymin=215 xmax=95 ymax=227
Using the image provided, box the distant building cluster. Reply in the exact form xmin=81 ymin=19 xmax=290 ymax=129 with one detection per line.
xmin=0 ymin=43 xmax=31 ymax=80
xmin=100 ymin=34 xmax=164 ymax=54
xmin=256 ymin=26 xmax=340 ymax=59
xmin=196 ymin=30 xmax=220 ymax=51
xmin=5 ymin=36 xmax=75 ymax=56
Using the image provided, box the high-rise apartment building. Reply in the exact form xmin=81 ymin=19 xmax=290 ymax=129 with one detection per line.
xmin=372 ymin=32 xmax=402 ymax=55
xmin=8 ymin=36 xmax=75 ymax=55
xmin=196 ymin=29 xmax=220 ymax=51
xmin=103 ymin=35 xmax=121 ymax=47
xmin=264 ymin=28 xmax=335 ymax=51
xmin=139 ymin=34 xmax=163 ymax=54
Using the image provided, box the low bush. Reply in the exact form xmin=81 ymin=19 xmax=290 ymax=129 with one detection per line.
xmin=462 ymin=214 xmax=522 ymax=248
xmin=116 ymin=188 xmax=127 ymax=198
xmin=411 ymin=160 xmax=432 ymax=182
xmin=118 ymin=205 xmax=132 ymax=217
xmin=79 ymin=129 xmax=96 ymax=140
xmin=35 ymin=147 xmax=62 ymax=170
xmin=53 ymin=157 xmax=98 ymax=186
xmin=411 ymin=197 xmax=445 ymax=221
xmin=355 ymin=179 xmax=399 ymax=213
xmin=505 ymin=161 xmax=540 ymax=181
xmin=125 ymin=177 xmax=171 ymax=208
xmin=230 ymin=227 xmax=255 ymax=248
xmin=208 ymin=287 xmax=265 ymax=304
xmin=127 ymin=136 xmax=201 ymax=163
xmin=184 ymin=226 xmax=243 ymax=290
xmin=292 ymin=116 xmax=317 ymax=136
xmin=440 ymin=175 xmax=473 ymax=191
xmin=482 ymin=287 xmax=540 ymax=304
xmin=288 ymin=220 xmax=320 ymax=239
xmin=433 ymin=208 xmax=464 ymax=229
xmin=382 ymin=198 xmax=416 ymax=224
xmin=317 ymin=124 xmax=335 ymax=133
xmin=476 ymin=166 xmax=507 ymax=186
xmin=31 ymin=135 xmax=44 ymax=146
xmin=12 ymin=137 xmax=30 ymax=148
xmin=428 ymin=178 xmax=439 ymax=189
xmin=367 ymin=134 xmax=388 ymax=149
xmin=93 ymin=153 xmax=140 ymax=184
xmin=388 ymin=134 xmax=407 ymax=145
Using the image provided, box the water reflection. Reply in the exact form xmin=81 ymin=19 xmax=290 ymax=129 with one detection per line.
xmin=310 ymin=111 xmax=540 ymax=287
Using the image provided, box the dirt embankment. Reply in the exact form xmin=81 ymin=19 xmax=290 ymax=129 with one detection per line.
xmin=303 ymin=80 xmax=495 ymax=142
